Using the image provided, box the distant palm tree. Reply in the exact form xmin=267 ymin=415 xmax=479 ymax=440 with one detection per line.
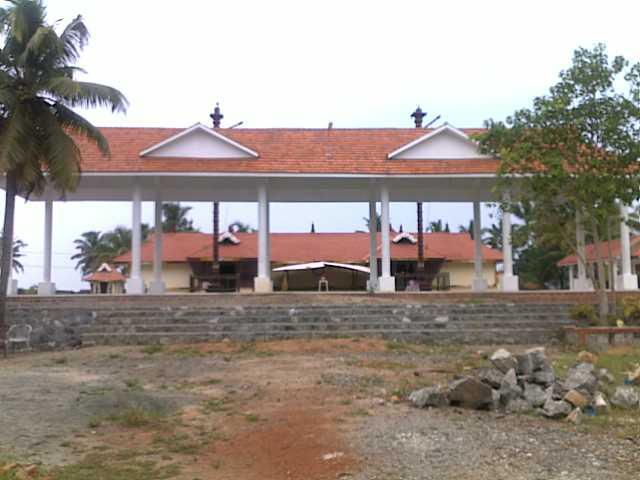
xmin=0 ymin=1 xmax=127 ymax=343
xmin=428 ymin=219 xmax=450 ymax=233
xmin=103 ymin=225 xmax=150 ymax=258
xmin=0 ymin=236 xmax=26 ymax=274
xmin=228 ymin=221 xmax=254 ymax=233
xmin=483 ymin=222 xmax=503 ymax=249
xmin=162 ymin=202 xmax=197 ymax=233
xmin=71 ymin=231 xmax=111 ymax=275
xmin=458 ymin=220 xmax=475 ymax=240
xmin=363 ymin=214 xmax=382 ymax=232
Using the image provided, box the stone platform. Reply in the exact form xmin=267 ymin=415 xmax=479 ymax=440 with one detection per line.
xmin=6 ymin=291 xmax=613 ymax=348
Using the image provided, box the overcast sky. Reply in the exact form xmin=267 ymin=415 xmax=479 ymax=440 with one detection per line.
xmin=5 ymin=0 xmax=640 ymax=291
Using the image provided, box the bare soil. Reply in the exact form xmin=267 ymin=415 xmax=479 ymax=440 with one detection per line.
xmin=0 ymin=339 xmax=638 ymax=479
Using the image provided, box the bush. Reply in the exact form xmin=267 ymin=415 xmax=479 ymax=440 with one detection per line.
xmin=569 ymin=304 xmax=597 ymax=325
xmin=621 ymin=297 xmax=640 ymax=326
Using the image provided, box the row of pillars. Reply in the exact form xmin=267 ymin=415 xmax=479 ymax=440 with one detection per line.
xmin=17 ymin=186 xmax=637 ymax=296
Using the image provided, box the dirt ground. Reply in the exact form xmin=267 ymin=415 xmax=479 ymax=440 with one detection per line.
xmin=0 ymin=339 xmax=638 ymax=480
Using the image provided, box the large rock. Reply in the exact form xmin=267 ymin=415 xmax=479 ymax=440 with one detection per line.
xmin=595 ymin=368 xmax=615 ymax=384
xmin=477 ymin=367 xmax=504 ymax=389
xmin=532 ymin=366 xmax=556 ymax=386
xmin=516 ymin=353 xmax=535 ymax=376
xmin=611 ymin=386 xmax=640 ymax=409
xmin=525 ymin=347 xmax=548 ymax=371
xmin=449 ymin=377 xmax=494 ymax=410
xmin=409 ymin=386 xmax=449 ymax=408
xmin=505 ymin=397 xmax=533 ymax=414
xmin=564 ymin=389 xmax=589 ymax=408
xmin=566 ymin=407 xmax=583 ymax=425
xmin=524 ymin=383 xmax=549 ymax=408
xmin=499 ymin=369 xmax=523 ymax=404
xmin=542 ymin=397 xmax=572 ymax=419
xmin=490 ymin=349 xmax=518 ymax=374
xmin=563 ymin=363 xmax=598 ymax=394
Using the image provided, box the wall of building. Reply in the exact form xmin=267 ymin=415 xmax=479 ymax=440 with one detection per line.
xmin=140 ymin=263 xmax=193 ymax=291
xmin=440 ymin=261 xmax=497 ymax=289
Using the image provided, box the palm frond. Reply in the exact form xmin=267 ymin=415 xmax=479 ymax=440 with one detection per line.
xmin=19 ymin=24 xmax=60 ymax=64
xmin=45 ymin=78 xmax=128 ymax=113
xmin=52 ymin=101 xmax=109 ymax=155
xmin=59 ymin=14 xmax=88 ymax=64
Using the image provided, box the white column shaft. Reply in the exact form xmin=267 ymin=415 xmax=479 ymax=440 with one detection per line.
xmin=576 ymin=211 xmax=587 ymax=280
xmin=368 ymin=199 xmax=378 ymax=288
xmin=473 ymin=202 xmax=483 ymax=277
xmin=131 ymin=185 xmax=142 ymax=279
xmin=620 ymin=203 xmax=632 ymax=276
xmin=501 ymin=209 xmax=513 ymax=277
xmin=153 ymin=196 xmax=163 ymax=281
xmin=43 ymin=199 xmax=53 ymax=283
xmin=257 ymin=185 xmax=270 ymax=278
xmin=380 ymin=185 xmax=391 ymax=278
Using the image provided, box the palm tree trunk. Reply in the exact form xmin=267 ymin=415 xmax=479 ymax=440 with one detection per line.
xmin=212 ymin=202 xmax=220 ymax=274
xmin=416 ymin=202 xmax=424 ymax=271
xmin=0 ymin=170 xmax=17 ymax=358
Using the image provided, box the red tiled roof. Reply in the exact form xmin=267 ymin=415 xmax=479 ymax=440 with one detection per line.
xmin=557 ymin=236 xmax=640 ymax=266
xmin=114 ymin=232 xmax=502 ymax=264
xmin=75 ymin=127 xmax=498 ymax=175
xmin=83 ymin=270 xmax=126 ymax=282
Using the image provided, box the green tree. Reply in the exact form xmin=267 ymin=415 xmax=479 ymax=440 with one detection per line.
xmin=478 ymin=44 xmax=640 ymax=319
xmin=0 ymin=1 xmax=127 ymax=348
xmin=363 ymin=214 xmax=382 ymax=232
xmin=71 ymin=230 xmax=111 ymax=276
xmin=162 ymin=202 xmax=197 ymax=233
xmin=0 ymin=235 xmax=25 ymax=273
xmin=458 ymin=220 xmax=475 ymax=240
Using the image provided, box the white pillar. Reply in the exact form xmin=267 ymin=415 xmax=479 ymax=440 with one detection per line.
xmin=38 ymin=198 xmax=56 ymax=295
xmin=254 ymin=184 xmax=273 ymax=293
xmin=378 ymin=185 xmax=395 ymax=292
xmin=149 ymin=193 xmax=166 ymax=294
xmin=573 ymin=211 xmax=593 ymax=291
xmin=472 ymin=201 xmax=488 ymax=291
xmin=500 ymin=198 xmax=519 ymax=292
xmin=125 ymin=183 xmax=145 ymax=294
xmin=617 ymin=203 xmax=637 ymax=290
xmin=368 ymin=198 xmax=378 ymax=291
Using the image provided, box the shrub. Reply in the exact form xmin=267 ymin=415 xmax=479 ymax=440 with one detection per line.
xmin=569 ymin=304 xmax=597 ymax=325
xmin=621 ymin=297 xmax=640 ymax=325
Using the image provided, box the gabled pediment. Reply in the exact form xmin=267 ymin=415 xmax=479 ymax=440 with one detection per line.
xmin=392 ymin=232 xmax=417 ymax=244
xmin=140 ymin=123 xmax=258 ymax=159
xmin=388 ymin=124 xmax=488 ymax=160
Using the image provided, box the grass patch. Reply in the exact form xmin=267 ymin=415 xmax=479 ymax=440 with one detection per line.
xmin=141 ymin=345 xmax=165 ymax=355
xmin=152 ymin=433 xmax=203 ymax=455
xmin=171 ymin=346 xmax=206 ymax=358
xmin=106 ymin=407 xmax=165 ymax=428
xmin=360 ymin=360 xmax=417 ymax=371
xmin=48 ymin=452 xmax=180 ymax=480
xmin=50 ymin=357 xmax=68 ymax=366
xmin=581 ymin=408 xmax=640 ymax=440
xmin=550 ymin=346 xmax=640 ymax=383
xmin=124 ymin=378 xmax=143 ymax=391
xmin=244 ymin=413 xmax=260 ymax=423
xmin=201 ymin=397 xmax=231 ymax=414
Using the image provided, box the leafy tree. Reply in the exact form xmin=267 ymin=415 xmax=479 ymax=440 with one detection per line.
xmin=478 ymin=44 xmax=640 ymax=319
xmin=0 ymin=1 xmax=127 ymax=348
xmin=0 ymin=235 xmax=25 ymax=273
xmin=228 ymin=221 xmax=254 ymax=233
xmin=162 ymin=202 xmax=197 ymax=233
xmin=458 ymin=220 xmax=475 ymax=240
xmin=428 ymin=219 xmax=444 ymax=232
xmin=515 ymin=244 xmax=567 ymax=290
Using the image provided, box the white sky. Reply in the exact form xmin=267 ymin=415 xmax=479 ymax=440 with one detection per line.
xmin=5 ymin=0 xmax=640 ymax=291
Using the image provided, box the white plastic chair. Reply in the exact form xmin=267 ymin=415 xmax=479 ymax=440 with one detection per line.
xmin=6 ymin=324 xmax=32 ymax=353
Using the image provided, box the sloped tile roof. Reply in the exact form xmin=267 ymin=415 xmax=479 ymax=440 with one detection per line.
xmin=113 ymin=231 xmax=502 ymax=264
xmin=75 ymin=127 xmax=498 ymax=175
xmin=557 ymin=236 xmax=640 ymax=266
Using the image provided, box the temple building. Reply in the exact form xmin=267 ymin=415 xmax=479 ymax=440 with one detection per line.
xmin=112 ymin=231 xmax=502 ymax=292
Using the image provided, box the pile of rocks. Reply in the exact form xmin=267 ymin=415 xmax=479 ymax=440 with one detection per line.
xmin=409 ymin=347 xmax=640 ymax=423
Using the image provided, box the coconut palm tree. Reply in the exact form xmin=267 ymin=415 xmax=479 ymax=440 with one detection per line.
xmin=0 ymin=235 xmax=26 ymax=273
xmin=228 ymin=221 xmax=254 ymax=233
xmin=0 ymin=1 xmax=127 ymax=348
xmin=71 ymin=230 xmax=111 ymax=275
xmin=162 ymin=202 xmax=197 ymax=233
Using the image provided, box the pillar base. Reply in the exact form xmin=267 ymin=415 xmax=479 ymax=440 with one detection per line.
xmin=148 ymin=280 xmax=166 ymax=295
xmin=7 ymin=279 xmax=18 ymax=296
xmin=125 ymin=278 xmax=145 ymax=295
xmin=617 ymin=274 xmax=638 ymax=291
xmin=37 ymin=282 xmax=56 ymax=296
xmin=366 ymin=279 xmax=378 ymax=292
xmin=254 ymin=277 xmax=273 ymax=293
xmin=472 ymin=277 xmax=488 ymax=292
xmin=500 ymin=275 xmax=519 ymax=292
xmin=572 ymin=277 xmax=594 ymax=291
xmin=378 ymin=276 xmax=396 ymax=292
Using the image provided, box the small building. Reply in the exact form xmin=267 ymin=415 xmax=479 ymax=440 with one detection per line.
xmin=83 ymin=263 xmax=126 ymax=294
xmin=113 ymin=231 xmax=502 ymax=292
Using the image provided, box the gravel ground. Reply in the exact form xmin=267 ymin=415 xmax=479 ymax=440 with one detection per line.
xmin=352 ymin=406 xmax=639 ymax=480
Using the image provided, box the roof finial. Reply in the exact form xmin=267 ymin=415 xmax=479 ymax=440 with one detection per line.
xmin=210 ymin=102 xmax=224 ymax=128
xmin=399 ymin=224 xmax=404 ymax=233
xmin=311 ymin=222 xmax=316 ymax=233
xmin=411 ymin=106 xmax=427 ymax=128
